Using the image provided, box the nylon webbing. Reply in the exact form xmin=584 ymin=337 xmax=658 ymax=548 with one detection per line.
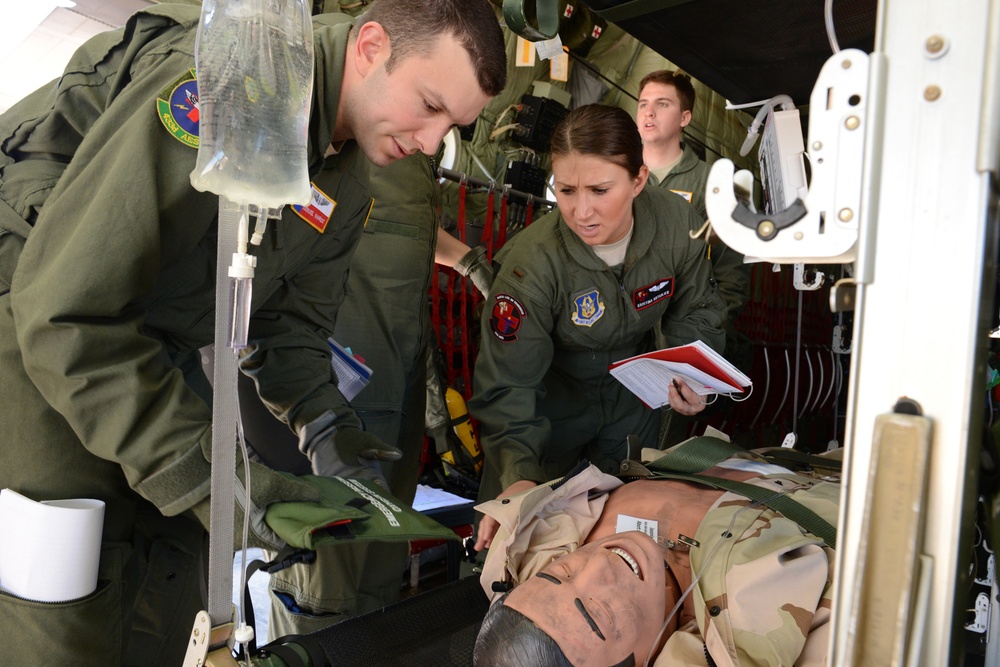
xmin=640 ymin=437 xmax=838 ymax=548
xmin=645 ymin=436 xmax=750 ymax=473
xmin=207 ymin=196 xmax=241 ymax=625
xmin=648 ymin=470 xmax=837 ymax=549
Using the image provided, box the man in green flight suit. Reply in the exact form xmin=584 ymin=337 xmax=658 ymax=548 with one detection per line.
xmin=637 ymin=69 xmax=752 ymax=444
xmin=240 ymin=152 xmax=458 ymax=637
xmin=0 ymin=1 xmax=507 ymax=664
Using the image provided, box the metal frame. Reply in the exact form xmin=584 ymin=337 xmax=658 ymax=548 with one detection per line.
xmin=831 ymin=0 xmax=1000 ymax=664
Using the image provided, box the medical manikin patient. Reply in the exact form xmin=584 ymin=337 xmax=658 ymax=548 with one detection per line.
xmin=473 ymin=440 xmax=840 ymax=667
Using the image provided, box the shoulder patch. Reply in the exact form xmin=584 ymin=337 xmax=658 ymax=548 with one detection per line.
xmin=292 ymin=183 xmax=339 ymax=233
xmin=490 ymin=293 xmax=527 ymax=342
xmin=571 ymin=289 xmax=605 ymax=327
xmin=669 ymin=189 xmax=694 ymax=203
xmin=632 ymin=277 xmax=674 ymax=310
xmin=156 ymin=68 xmax=200 ymax=148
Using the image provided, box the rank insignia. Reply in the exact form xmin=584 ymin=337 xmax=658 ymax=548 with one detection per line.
xmin=292 ymin=183 xmax=338 ymax=233
xmin=490 ymin=294 xmax=526 ymax=342
xmin=633 ymin=277 xmax=674 ymax=310
xmin=571 ymin=289 xmax=605 ymax=327
xmin=156 ymin=68 xmax=200 ymax=148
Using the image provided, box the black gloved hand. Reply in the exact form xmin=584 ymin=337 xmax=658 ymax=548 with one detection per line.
xmin=298 ymin=411 xmax=402 ymax=482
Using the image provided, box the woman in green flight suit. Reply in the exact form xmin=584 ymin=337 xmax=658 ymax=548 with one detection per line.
xmin=471 ymin=104 xmax=728 ymax=550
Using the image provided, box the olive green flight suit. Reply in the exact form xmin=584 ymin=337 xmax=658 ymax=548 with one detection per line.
xmin=470 ymin=186 xmax=727 ymax=504
xmin=649 ymin=142 xmax=751 ymax=339
xmin=651 ymin=143 xmax=753 ymax=446
xmin=0 ymin=6 xmax=373 ymax=665
xmin=255 ymin=154 xmax=442 ymax=638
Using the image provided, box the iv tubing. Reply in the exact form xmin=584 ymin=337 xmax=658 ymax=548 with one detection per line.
xmin=235 ymin=391 xmax=254 ymax=658
xmin=739 ymin=94 xmax=796 ymax=156
xmin=643 ymin=503 xmax=760 ymax=667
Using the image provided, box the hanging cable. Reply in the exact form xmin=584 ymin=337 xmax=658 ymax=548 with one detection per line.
xmin=749 ymin=346 xmax=771 ymax=430
xmin=825 ymin=0 xmax=842 ymax=54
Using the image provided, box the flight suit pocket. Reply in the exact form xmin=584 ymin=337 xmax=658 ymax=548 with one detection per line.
xmin=0 ymin=544 xmax=125 ymax=665
xmin=0 ymin=230 xmax=26 ymax=294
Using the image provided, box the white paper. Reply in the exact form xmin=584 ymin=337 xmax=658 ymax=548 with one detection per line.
xmin=412 ymin=484 xmax=472 ymax=512
xmin=0 ymin=489 xmax=105 ymax=602
xmin=610 ymin=359 xmax=740 ymax=408
xmin=534 ymin=35 xmax=564 ymax=60
xmin=615 ymin=514 xmax=658 ymax=541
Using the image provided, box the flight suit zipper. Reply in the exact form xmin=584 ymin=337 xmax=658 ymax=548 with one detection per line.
xmin=614 ymin=273 xmax=640 ymax=323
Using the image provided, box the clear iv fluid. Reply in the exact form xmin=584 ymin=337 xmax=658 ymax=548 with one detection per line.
xmin=191 ymin=0 xmax=314 ymax=208
xmin=228 ymin=276 xmax=252 ymax=349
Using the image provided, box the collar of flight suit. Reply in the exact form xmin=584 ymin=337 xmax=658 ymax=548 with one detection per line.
xmin=307 ymin=15 xmax=354 ymax=173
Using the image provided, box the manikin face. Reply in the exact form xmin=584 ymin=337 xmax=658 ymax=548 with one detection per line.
xmin=347 ymin=28 xmax=490 ymax=167
xmin=551 ymin=153 xmax=647 ymax=246
xmin=636 ymin=81 xmax=691 ymax=147
xmin=504 ymin=532 xmax=680 ymax=667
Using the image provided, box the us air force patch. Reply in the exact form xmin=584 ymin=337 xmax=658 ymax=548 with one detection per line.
xmin=490 ymin=294 xmax=526 ymax=341
xmin=571 ymin=289 xmax=605 ymax=327
xmin=156 ymin=68 xmax=200 ymax=148
xmin=292 ymin=183 xmax=338 ymax=233
xmin=633 ymin=277 xmax=674 ymax=310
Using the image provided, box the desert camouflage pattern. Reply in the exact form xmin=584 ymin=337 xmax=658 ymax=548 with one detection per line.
xmin=655 ymin=473 xmax=839 ymax=667
xmin=480 ymin=453 xmax=840 ymax=665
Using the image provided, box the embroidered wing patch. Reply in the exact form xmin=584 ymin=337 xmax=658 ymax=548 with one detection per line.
xmin=632 ymin=277 xmax=674 ymax=310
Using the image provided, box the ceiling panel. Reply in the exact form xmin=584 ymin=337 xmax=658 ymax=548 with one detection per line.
xmin=584 ymin=0 xmax=878 ymax=105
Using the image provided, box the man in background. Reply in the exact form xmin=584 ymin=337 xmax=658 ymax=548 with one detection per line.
xmin=637 ymin=70 xmax=752 ymax=444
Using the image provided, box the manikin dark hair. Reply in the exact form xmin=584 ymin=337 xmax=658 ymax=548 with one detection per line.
xmin=474 ymin=597 xmax=636 ymax=667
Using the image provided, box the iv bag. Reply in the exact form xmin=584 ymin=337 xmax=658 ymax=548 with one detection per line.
xmin=190 ymin=0 xmax=314 ymax=208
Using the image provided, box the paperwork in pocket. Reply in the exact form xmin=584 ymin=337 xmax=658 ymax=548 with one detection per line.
xmin=328 ymin=337 xmax=373 ymax=401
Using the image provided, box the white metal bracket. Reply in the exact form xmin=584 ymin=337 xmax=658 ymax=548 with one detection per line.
xmin=706 ymin=49 xmax=871 ymax=263
xmin=793 ymin=263 xmax=825 ymax=291
xmin=966 ymin=592 xmax=991 ymax=634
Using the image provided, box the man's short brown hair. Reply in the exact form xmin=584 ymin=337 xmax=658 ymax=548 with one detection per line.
xmin=354 ymin=0 xmax=507 ymax=97
xmin=637 ymin=70 xmax=696 ymax=114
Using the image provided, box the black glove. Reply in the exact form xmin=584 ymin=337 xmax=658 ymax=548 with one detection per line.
xmin=298 ymin=411 xmax=402 ymax=482
xmin=454 ymin=245 xmax=494 ymax=297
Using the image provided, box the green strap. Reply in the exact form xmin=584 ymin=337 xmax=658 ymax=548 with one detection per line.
xmin=645 ymin=436 xmax=752 ymax=474
xmin=502 ymin=0 xmax=561 ymax=41
xmin=650 ymin=470 xmax=837 ymax=550
xmin=756 ymin=447 xmax=843 ymax=473
xmin=631 ymin=437 xmax=838 ymax=547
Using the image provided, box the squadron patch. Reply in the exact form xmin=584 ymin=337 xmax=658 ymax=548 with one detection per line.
xmin=571 ymin=289 xmax=605 ymax=327
xmin=490 ymin=294 xmax=526 ymax=342
xmin=156 ymin=68 xmax=200 ymax=148
xmin=633 ymin=277 xmax=674 ymax=310
xmin=292 ymin=183 xmax=339 ymax=233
